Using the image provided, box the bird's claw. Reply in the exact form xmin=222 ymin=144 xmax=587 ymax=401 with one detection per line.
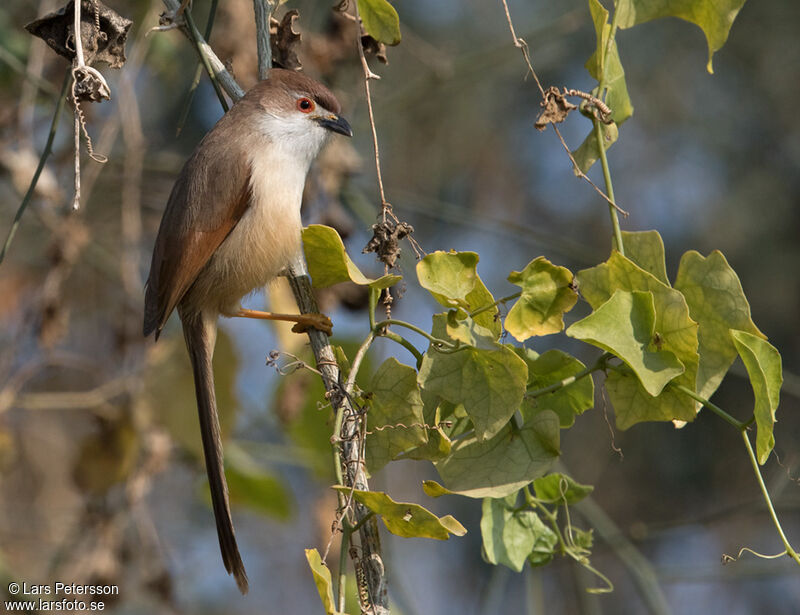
xmin=291 ymin=313 xmax=333 ymax=336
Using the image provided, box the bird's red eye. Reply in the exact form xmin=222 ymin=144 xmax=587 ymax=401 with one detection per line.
xmin=297 ymin=97 xmax=315 ymax=113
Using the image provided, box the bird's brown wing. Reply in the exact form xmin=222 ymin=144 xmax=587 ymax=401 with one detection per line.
xmin=144 ymin=118 xmax=252 ymax=338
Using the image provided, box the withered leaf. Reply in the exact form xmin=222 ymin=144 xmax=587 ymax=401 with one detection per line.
xmin=26 ymin=0 xmax=132 ymax=69
xmin=270 ymin=9 xmax=302 ymax=71
xmin=361 ymin=34 xmax=388 ymax=64
xmin=363 ymin=220 xmax=414 ymax=268
xmin=534 ymin=86 xmax=577 ymax=132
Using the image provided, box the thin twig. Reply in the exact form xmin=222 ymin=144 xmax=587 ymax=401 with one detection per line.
xmin=176 ymin=0 xmax=219 ymax=136
xmin=499 ymin=0 xmax=624 ymax=216
xmin=0 ymin=73 xmax=70 ymax=265
xmin=72 ymin=102 xmax=81 ymax=210
xmin=352 ymin=3 xmax=394 ymax=224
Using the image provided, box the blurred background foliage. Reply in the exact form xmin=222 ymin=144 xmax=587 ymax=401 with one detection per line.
xmin=0 ymin=0 xmax=798 ymax=613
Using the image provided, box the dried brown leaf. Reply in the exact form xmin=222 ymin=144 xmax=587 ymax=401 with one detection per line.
xmin=534 ymin=86 xmax=577 ymax=132
xmin=270 ymin=10 xmax=302 ymax=71
xmin=25 ymin=0 xmax=132 ymax=69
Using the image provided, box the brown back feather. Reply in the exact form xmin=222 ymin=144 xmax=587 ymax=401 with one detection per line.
xmin=143 ymin=103 xmax=254 ymax=337
xmin=143 ymin=69 xmax=341 ymax=337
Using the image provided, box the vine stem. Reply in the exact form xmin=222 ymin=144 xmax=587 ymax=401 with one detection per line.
xmin=526 ymin=353 xmax=610 ymax=397
xmin=594 ymin=118 xmax=624 ymax=255
xmin=673 ymin=384 xmax=747 ymax=431
xmin=498 ymin=0 xmax=621 ymax=226
xmin=741 ymin=428 xmax=800 ymax=565
xmin=0 ymin=72 xmax=71 ymax=265
xmin=352 ymin=1 xmax=392 ymax=221
xmin=469 ymin=291 xmax=521 ymax=319
xmin=594 ymin=3 xmax=625 ymax=255
xmin=673 ymin=383 xmax=799 ymax=565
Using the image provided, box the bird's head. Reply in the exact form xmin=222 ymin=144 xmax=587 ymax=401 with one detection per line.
xmin=245 ymin=68 xmax=352 ymax=164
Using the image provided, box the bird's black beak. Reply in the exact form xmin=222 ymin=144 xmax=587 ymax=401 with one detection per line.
xmin=317 ymin=114 xmax=353 ymax=137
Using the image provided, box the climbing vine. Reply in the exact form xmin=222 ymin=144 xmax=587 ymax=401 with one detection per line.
xmin=300 ymin=0 xmax=796 ymax=612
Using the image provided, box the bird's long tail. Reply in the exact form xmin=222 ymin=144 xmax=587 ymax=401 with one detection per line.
xmin=180 ymin=309 xmax=249 ymax=594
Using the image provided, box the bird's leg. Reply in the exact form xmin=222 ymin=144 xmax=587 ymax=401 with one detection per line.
xmin=233 ymin=308 xmax=332 ymax=335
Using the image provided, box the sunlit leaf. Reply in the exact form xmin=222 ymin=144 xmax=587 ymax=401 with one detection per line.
xmin=731 ymin=330 xmax=782 ymax=465
xmin=365 ymin=358 xmax=428 ymax=472
xmin=417 ymin=251 xmax=480 ymax=310
xmin=675 ymin=250 xmax=765 ymax=403
xmin=333 ymin=487 xmax=466 ymax=540
xmin=567 ymin=290 xmax=684 ymax=396
xmin=622 ymin=230 xmax=668 ymax=285
xmin=302 ymin=224 xmax=400 ymax=290
xmin=305 ymin=548 xmax=346 ymax=615
xmin=615 ymin=0 xmax=748 ymax=73
xmin=532 ymin=473 xmax=594 ymax=505
xmin=466 ymin=276 xmax=503 ymax=338
xmin=577 ymin=252 xmax=699 ymax=428
xmin=432 ymin=410 xmax=560 ymax=498
xmin=481 ymin=496 xmax=557 ymax=572
xmin=506 ymin=257 xmax=578 ymax=341
xmin=586 ymin=0 xmax=634 ymax=124
xmin=443 ymin=311 xmax=498 ymax=350
xmin=357 ymin=0 xmax=402 ymax=46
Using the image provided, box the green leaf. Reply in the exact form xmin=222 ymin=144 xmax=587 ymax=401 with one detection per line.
xmin=481 ymin=497 xmax=557 ymax=572
xmin=333 ymin=488 xmax=466 ymax=540
xmin=532 ymin=473 xmax=594 ymax=505
xmin=443 ymin=311 xmax=499 ymax=350
xmin=418 ymin=317 xmax=528 ymax=440
xmin=417 ymin=251 xmax=480 ymax=311
xmin=417 ymin=252 xmax=501 ymax=337
xmin=520 ymin=349 xmax=594 ymax=428
xmin=403 ymin=425 xmax=452 ymax=461
xmin=506 ymin=257 xmax=578 ymax=341
xmin=527 ymin=516 xmax=559 ymax=567
xmin=621 ymin=230 xmax=668 ymax=285
xmin=730 ymin=330 xmax=782 ymax=465
xmin=567 ymin=290 xmax=684 ymax=396
xmin=675 ymin=250 xmax=765 ymax=403
xmin=365 ymin=358 xmax=428 ymax=473
xmin=432 ymin=410 xmax=560 ymax=498
xmin=572 ymin=121 xmax=619 ymax=174
xmin=302 ymin=224 xmax=400 ymax=290
xmin=305 ymin=548 xmax=345 ymax=615
xmin=577 ymin=252 xmax=699 ymax=429
xmin=357 ymin=0 xmax=402 ymax=46
xmin=222 ymin=445 xmax=292 ymax=520
xmin=465 ymin=276 xmax=502 ymax=339
xmin=571 ymin=527 xmax=594 ymax=551
xmin=586 ymin=0 xmax=634 ymax=124
xmin=615 ymin=0 xmax=748 ymax=73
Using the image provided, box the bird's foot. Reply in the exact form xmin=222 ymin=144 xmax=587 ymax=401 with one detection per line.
xmin=290 ymin=313 xmax=333 ymax=336
xmin=233 ymin=309 xmax=332 ymax=336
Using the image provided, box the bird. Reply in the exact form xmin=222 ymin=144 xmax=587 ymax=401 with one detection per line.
xmin=143 ymin=69 xmax=352 ymax=593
